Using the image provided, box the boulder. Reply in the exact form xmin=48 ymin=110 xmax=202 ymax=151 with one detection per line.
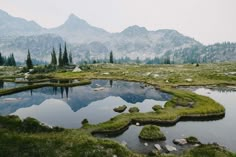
xmin=173 ymin=138 xmax=187 ymax=145
xmin=165 ymin=145 xmax=177 ymax=152
xmin=144 ymin=142 xmax=148 ymax=146
xmin=154 ymin=144 xmax=162 ymax=151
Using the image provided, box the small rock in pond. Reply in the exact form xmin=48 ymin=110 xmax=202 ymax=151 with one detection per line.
xmin=136 ymin=122 xmax=140 ymax=126
xmin=165 ymin=145 xmax=177 ymax=152
xmin=173 ymin=138 xmax=187 ymax=145
xmin=144 ymin=142 xmax=148 ymax=146
xmin=154 ymin=144 xmax=162 ymax=151
xmin=113 ymin=155 xmax=117 ymax=157
xmin=194 ymin=144 xmax=200 ymax=147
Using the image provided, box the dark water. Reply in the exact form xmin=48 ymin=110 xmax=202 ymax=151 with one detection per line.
xmin=0 ymin=80 xmax=171 ymax=128
xmin=98 ymin=88 xmax=236 ymax=153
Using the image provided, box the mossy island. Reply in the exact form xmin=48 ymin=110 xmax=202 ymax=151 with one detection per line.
xmin=113 ymin=105 xmax=127 ymax=113
xmin=152 ymin=105 xmax=163 ymax=112
xmin=139 ymin=125 xmax=166 ymax=141
xmin=128 ymin=107 xmax=140 ymax=113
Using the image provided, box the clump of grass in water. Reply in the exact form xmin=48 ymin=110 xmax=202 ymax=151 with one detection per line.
xmin=113 ymin=105 xmax=127 ymax=113
xmin=129 ymin=107 xmax=139 ymax=113
xmin=139 ymin=125 xmax=166 ymax=141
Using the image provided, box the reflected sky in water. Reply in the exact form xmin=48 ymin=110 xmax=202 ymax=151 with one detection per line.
xmin=102 ymin=88 xmax=236 ymax=153
xmin=0 ymin=80 xmax=171 ymax=128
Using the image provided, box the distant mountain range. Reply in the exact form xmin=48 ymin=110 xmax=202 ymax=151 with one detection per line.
xmin=0 ymin=9 xmax=235 ymax=63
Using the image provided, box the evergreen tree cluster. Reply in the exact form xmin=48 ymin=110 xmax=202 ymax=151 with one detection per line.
xmin=53 ymin=43 xmax=73 ymax=67
xmin=0 ymin=52 xmax=16 ymax=66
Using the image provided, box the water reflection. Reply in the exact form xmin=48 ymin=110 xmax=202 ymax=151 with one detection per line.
xmin=0 ymin=80 xmax=171 ymax=128
xmin=100 ymin=88 xmax=236 ymax=153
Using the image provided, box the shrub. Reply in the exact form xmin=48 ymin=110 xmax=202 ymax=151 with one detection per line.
xmin=186 ymin=136 xmax=200 ymax=144
xmin=82 ymin=119 xmax=89 ymax=125
xmin=113 ymin=105 xmax=127 ymax=113
xmin=139 ymin=125 xmax=166 ymax=140
xmin=152 ymin=105 xmax=162 ymax=112
xmin=128 ymin=107 xmax=139 ymax=113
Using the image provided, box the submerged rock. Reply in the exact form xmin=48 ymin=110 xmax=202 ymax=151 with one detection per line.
xmin=93 ymin=87 xmax=105 ymax=91
xmin=144 ymin=142 xmax=148 ymax=146
xmin=165 ymin=145 xmax=177 ymax=152
xmin=173 ymin=138 xmax=187 ymax=145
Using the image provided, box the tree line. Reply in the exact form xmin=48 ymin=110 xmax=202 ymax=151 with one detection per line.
xmin=26 ymin=42 xmax=73 ymax=69
xmin=0 ymin=52 xmax=16 ymax=66
xmin=50 ymin=43 xmax=73 ymax=67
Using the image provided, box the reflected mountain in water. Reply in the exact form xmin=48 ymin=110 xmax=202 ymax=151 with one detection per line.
xmin=0 ymin=80 xmax=171 ymax=115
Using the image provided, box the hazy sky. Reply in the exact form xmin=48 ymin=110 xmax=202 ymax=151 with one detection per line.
xmin=0 ymin=0 xmax=235 ymax=44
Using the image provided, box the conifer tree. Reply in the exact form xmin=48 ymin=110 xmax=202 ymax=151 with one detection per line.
xmin=0 ymin=52 xmax=3 ymax=66
xmin=51 ymin=47 xmax=57 ymax=65
xmin=58 ymin=44 xmax=63 ymax=67
xmin=63 ymin=42 xmax=69 ymax=65
xmin=10 ymin=53 xmax=16 ymax=66
xmin=69 ymin=52 xmax=73 ymax=64
xmin=26 ymin=49 xmax=33 ymax=69
xmin=109 ymin=51 xmax=113 ymax=63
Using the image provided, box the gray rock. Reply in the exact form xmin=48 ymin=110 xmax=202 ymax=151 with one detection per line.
xmin=173 ymin=138 xmax=188 ymax=145
xmin=154 ymin=144 xmax=162 ymax=151
xmin=165 ymin=145 xmax=177 ymax=152
xmin=144 ymin=142 xmax=148 ymax=146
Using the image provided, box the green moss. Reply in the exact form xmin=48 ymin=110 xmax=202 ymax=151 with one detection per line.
xmin=129 ymin=107 xmax=140 ymax=113
xmin=182 ymin=144 xmax=235 ymax=157
xmin=152 ymin=105 xmax=163 ymax=112
xmin=0 ymin=116 xmax=63 ymax=133
xmin=113 ymin=105 xmax=127 ymax=113
xmin=139 ymin=125 xmax=166 ymax=141
xmin=81 ymin=119 xmax=89 ymax=125
xmin=186 ymin=136 xmax=200 ymax=144
xmin=0 ymin=63 xmax=234 ymax=156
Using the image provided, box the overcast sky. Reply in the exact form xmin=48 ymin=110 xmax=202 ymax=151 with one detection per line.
xmin=0 ymin=0 xmax=235 ymax=44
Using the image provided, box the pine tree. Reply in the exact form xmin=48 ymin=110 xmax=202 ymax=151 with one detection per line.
xmin=69 ymin=52 xmax=73 ymax=64
xmin=109 ymin=51 xmax=113 ymax=63
xmin=26 ymin=49 xmax=33 ymax=69
xmin=10 ymin=53 xmax=16 ymax=66
xmin=58 ymin=44 xmax=63 ymax=67
xmin=51 ymin=47 xmax=57 ymax=65
xmin=0 ymin=52 xmax=3 ymax=66
xmin=63 ymin=42 xmax=69 ymax=65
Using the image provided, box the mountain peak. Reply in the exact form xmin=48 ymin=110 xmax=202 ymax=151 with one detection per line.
xmin=62 ymin=13 xmax=89 ymax=30
xmin=68 ymin=13 xmax=79 ymax=20
xmin=122 ymin=25 xmax=148 ymax=36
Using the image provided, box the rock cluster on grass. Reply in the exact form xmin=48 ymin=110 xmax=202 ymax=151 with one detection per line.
xmin=113 ymin=105 xmax=127 ymax=113
xmin=128 ymin=107 xmax=139 ymax=113
xmin=139 ymin=125 xmax=166 ymax=141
